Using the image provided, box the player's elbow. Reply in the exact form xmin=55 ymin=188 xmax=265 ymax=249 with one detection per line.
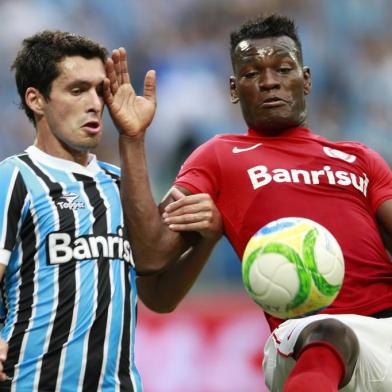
xmin=139 ymin=293 xmax=181 ymax=313
xmin=133 ymin=254 xmax=174 ymax=276
xmin=142 ymin=301 xmax=178 ymax=314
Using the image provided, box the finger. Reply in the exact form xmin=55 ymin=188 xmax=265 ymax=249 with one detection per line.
xmin=102 ymin=78 xmax=113 ymax=106
xmin=0 ymin=373 xmax=12 ymax=382
xmin=105 ymin=58 xmax=119 ymax=95
xmin=118 ymin=47 xmax=130 ymax=84
xmin=164 ymin=212 xmax=211 ymax=225
xmin=164 ymin=194 xmax=210 ymax=213
xmin=163 ymin=203 xmax=211 ymax=219
xmin=168 ymin=221 xmax=210 ymax=232
xmin=111 ymin=49 xmax=122 ymax=86
xmin=144 ymin=70 xmax=156 ymax=105
xmin=170 ymin=187 xmax=186 ymax=201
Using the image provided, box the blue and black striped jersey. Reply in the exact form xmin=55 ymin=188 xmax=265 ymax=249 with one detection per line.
xmin=0 ymin=146 xmax=142 ymax=391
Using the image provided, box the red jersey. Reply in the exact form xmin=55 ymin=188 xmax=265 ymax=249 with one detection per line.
xmin=174 ymin=127 xmax=392 ymax=330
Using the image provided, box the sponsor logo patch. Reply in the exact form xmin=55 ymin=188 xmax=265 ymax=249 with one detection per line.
xmin=323 ymin=147 xmax=356 ymax=163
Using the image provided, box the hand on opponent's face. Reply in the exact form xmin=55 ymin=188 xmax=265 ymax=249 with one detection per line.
xmin=103 ymin=47 xmax=157 ymax=138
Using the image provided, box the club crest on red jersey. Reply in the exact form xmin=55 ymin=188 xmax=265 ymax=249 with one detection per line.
xmin=323 ymin=147 xmax=356 ymax=163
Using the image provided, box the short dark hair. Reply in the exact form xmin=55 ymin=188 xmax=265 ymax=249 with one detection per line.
xmin=11 ymin=30 xmax=108 ymax=124
xmin=230 ymin=14 xmax=303 ymax=64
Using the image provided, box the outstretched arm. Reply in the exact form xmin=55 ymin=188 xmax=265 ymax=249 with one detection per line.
xmin=103 ymin=48 xmax=221 ymax=281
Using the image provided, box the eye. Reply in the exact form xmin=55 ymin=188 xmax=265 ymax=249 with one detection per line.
xmin=243 ymin=71 xmax=259 ymax=79
xmin=277 ymin=66 xmax=292 ymax=74
xmin=71 ymin=87 xmax=82 ymax=95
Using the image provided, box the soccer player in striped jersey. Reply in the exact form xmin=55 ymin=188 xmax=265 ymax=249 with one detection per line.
xmin=115 ymin=14 xmax=392 ymax=392
xmin=0 ymin=30 xmax=166 ymax=391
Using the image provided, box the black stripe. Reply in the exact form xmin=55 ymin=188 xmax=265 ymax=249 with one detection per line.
xmin=118 ymin=263 xmax=132 ymax=391
xmin=102 ymin=168 xmax=120 ymax=190
xmin=4 ymin=210 xmax=37 ymax=378
xmin=17 ymin=155 xmax=77 ymax=391
xmin=76 ymin=174 xmax=111 ymax=392
xmin=102 ymin=167 xmax=119 ymax=181
xmin=4 ymin=171 xmax=27 ymax=250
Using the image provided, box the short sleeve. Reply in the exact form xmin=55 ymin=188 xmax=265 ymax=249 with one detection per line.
xmin=174 ymin=138 xmax=220 ymax=200
xmin=366 ymin=148 xmax=392 ymax=212
xmin=0 ymin=160 xmax=28 ymax=265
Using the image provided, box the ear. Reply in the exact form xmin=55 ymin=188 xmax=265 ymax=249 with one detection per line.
xmin=25 ymin=87 xmax=45 ymax=117
xmin=303 ymin=66 xmax=312 ymax=95
xmin=229 ymin=76 xmax=239 ymax=104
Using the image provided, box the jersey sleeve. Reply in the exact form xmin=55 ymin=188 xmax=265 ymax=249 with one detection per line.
xmin=365 ymin=148 xmax=392 ymax=212
xmin=174 ymin=138 xmax=220 ymax=200
xmin=0 ymin=160 xmax=28 ymax=266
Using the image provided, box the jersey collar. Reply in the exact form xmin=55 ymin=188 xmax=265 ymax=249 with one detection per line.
xmin=25 ymin=145 xmax=102 ymax=176
xmin=247 ymin=127 xmax=311 ymax=138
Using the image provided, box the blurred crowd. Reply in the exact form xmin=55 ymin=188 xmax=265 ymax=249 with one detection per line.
xmin=1 ymin=0 xmax=391 ymax=290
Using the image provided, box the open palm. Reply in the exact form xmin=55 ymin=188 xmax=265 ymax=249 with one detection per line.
xmin=104 ymin=48 xmax=156 ymax=137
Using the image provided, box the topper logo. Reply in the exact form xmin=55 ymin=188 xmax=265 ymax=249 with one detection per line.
xmin=56 ymin=192 xmax=85 ymax=210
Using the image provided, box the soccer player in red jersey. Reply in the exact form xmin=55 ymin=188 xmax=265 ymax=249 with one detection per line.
xmin=116 ymin=14 xmax=392 ymax=392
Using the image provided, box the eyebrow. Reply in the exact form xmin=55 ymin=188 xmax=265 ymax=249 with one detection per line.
xmin=66 ymin=79 xmax=104 ymax=88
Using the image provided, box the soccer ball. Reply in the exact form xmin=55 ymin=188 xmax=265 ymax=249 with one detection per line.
xmin=242 ymin=217 xmax=345 ymax=319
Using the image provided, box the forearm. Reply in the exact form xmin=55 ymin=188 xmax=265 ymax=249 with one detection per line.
xmin=137 ymin=235 xmax=218 ymax=312
xmin=119 ymin=135 xmax=188 ymax=274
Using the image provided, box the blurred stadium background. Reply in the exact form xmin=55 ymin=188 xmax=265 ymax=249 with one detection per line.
xmin=1 ymin=0 xmax=391 ymax=391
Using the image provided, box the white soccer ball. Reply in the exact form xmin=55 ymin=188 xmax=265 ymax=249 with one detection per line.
xmin=242 ymin=217 xmax=345 ymax=319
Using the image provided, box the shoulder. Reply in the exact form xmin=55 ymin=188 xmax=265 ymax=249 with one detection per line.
xmin=0 ymin=153 xmax=27 ymax=173
xmin=311 ymin=134 xmax=385 ymax=163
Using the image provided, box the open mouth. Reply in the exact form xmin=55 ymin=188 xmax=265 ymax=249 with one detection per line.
xmin=82 ymin=121 xmax=101 ymax=134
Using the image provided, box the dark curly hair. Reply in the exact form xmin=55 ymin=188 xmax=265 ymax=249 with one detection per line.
xmin=11 ymin=30 xmax=108 ymax=124
xmin=230 ymin=14 xmax=303 ymax=65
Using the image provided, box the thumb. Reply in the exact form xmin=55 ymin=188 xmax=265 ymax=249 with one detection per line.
xmin=170 ymin=187 xmax=185 ymax=201
xmin=144 ymin=70 xmax=156 ymax=104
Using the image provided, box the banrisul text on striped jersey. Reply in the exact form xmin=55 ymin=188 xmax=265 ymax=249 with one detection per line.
xmin=46 ymin=226 xmax=133 ymax=266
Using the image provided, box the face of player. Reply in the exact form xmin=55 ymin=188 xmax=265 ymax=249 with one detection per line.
xmin=230 ymin=36 xmax=311 ymax=135
xmin=34 ymin=56 xmax=106 ymax=163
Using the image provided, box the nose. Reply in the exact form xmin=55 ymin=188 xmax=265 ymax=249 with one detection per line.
xmin=259 ymin=69 xmax=280 ymax=91
xmin=88 ymin=89 xmax=104 ymax=113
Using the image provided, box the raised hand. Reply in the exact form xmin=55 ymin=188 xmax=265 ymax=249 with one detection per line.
xmin=103 ymin=47 xmax=156 ymax=138
xmin=162 ymin=188 xmax=223 ymax=242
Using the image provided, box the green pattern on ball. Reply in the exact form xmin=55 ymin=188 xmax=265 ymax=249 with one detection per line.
xmin=303 ymin=227 xmax=342 ymax=296
xmin=261 ymin=243 xmax=311 ymax=310
xmin=242 ymin=246 xmax=262 ymax=294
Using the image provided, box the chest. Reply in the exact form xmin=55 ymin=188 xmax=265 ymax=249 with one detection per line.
xmin=217 ymin=142 xmax=369 ymax=198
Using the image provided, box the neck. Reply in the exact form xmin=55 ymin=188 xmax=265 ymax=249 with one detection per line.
xmin=248 ymin=125 xmax=310 ymax=138
xmin=34 ymin=136 xmax=90 ymax=166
